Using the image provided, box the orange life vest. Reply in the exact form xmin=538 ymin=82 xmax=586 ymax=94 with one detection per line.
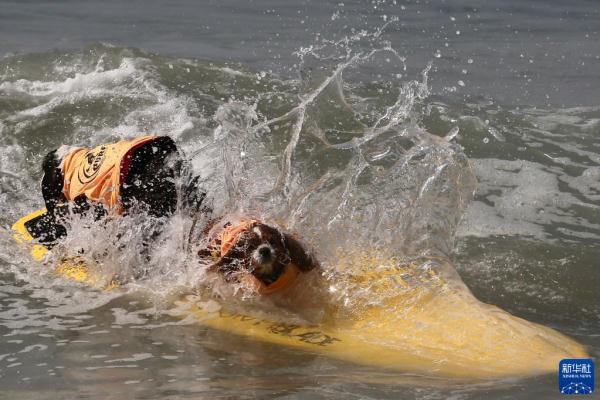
xmin=60 ymin=135 xmax=157 ymax=213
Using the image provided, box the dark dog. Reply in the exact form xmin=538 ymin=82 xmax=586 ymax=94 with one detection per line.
xmin=34 ymin=135 xmax=318 ymax=293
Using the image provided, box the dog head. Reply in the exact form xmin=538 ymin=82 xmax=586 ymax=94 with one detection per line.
xmin=201 ymin=219 xmax=318 ymax=287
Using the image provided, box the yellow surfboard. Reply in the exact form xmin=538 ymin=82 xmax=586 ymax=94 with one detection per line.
xmin=12 ymin=209 xmax=588 ymax=379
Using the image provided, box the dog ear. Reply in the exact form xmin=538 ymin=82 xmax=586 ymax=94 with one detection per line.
xmin=283 ymin=233 xmax=318 ymax=272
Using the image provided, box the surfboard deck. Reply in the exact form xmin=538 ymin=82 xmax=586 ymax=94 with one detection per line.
xmin=12 ymin=209 xmax=588 ymax=379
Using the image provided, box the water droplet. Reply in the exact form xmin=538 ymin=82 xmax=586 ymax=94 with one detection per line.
xmin=467 ymin=58 xmax=473 ymax=64
xmin=445 ymin=126 xmax=460 ymax=141
xmin=483 ymin=137 xmax=489 ymax=144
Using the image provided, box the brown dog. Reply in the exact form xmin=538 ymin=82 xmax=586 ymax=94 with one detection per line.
xmin=198 ymin=217 xmax=319 ymax=295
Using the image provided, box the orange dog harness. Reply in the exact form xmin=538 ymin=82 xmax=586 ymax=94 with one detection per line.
xmin=60 ymin=135 xmax=157 ymax=212
xmin=218 ymin=218 xmax=258 ymax=257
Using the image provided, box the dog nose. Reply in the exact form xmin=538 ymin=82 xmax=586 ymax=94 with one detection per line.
xmin=257 ymin=245 xmax=272 ymax=260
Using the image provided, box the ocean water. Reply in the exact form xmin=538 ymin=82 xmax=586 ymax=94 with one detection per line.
xmin=1 ymin=1 xmax=599 ymax=399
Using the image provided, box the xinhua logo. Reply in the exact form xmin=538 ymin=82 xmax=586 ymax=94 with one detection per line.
xmin=559 ymin=359 xmax=595 ymax=395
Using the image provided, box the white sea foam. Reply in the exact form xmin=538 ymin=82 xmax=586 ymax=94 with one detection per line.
xmin=458 ymin=159 xmax=600 ymax=240
xmin=2 ymin=57 xmax=200 ymax=143
xmin=1 ymin=58 xmax=139 ymax=97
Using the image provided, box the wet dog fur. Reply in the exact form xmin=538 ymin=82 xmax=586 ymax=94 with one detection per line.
xmin=198 ymin=219 xmax=319 ymax=287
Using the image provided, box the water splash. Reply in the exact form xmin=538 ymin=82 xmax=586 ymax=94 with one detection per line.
xmin=0 ymin=24 xmax=477 ymax=321
xmin=208 ymin=23 xmax=474 ymax=262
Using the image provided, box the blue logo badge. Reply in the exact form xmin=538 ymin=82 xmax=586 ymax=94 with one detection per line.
xmin=559 ymin=359 xmax=594 ymax=395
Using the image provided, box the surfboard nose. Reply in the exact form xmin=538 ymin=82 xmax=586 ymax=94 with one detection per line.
xmin=332 ymin=252 xmax=588 ymax=378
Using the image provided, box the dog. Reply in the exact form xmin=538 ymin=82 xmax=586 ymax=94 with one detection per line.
xmin=33 ymin=135 xmax=319 ymax=294
xmin=198 ymin=217 xmax=319 ymax=294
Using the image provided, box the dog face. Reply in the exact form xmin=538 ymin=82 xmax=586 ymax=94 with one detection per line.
xmin=205 ymin=221 xmax=318 ymax=285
